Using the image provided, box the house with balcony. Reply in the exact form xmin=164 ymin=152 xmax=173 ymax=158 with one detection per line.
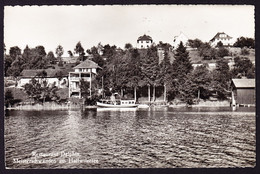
xmin=68 ymin=59 xmax=102 ymax=98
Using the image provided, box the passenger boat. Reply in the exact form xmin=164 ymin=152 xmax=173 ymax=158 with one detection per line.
xmin=96 ymin=99 xmax=138 ymax=108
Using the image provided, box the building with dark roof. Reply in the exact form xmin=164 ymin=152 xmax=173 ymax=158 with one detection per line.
xmin=210 ymin=32 xmax=235 ymax=47
xmin=231 ymin=79 xmax=255 ymax=105
xmin=18 ymin=69 xmax=68 ymax=88
xmin=69 ymin=59 xmax=102 ymax=98
xmin=137 ymin=34 xmax=153 ymax=49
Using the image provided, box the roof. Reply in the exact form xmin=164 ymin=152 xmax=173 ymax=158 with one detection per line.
xmin=137 ymin=34 xmax=153 ymax=41
xmin=61 ymin=56 xmax=78 ymax=63
xmin=210 ymin=32 xmax=232 ymax=42
xmin=21 ymin=69 xmax=68 ymax=78
xmin=73 ymin=59 xmax=102 ymax=69
xmin=232 ymin=79 xmax=255 ymax=88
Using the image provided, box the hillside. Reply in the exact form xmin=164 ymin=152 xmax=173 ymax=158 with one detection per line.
xmin=187 ymin=47 xmax=255 ymax=64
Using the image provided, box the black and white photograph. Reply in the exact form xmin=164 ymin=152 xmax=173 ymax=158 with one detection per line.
xmin=3 ymin=5 xmax=256 ymax=169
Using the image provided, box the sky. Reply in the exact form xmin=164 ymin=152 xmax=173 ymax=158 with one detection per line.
xmin=4 ymin=5 xmax=255 ymax=56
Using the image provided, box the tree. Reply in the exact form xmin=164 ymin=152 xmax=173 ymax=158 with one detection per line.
xmin=7 ymin=55 xmax=25 ymax=79
xmin=56 ymin=45 xmax=64 ymax=67
xmin=68 ymin=50 xmax=73 ymax=57
xmin=141 ymin=46 xmax=159 ymax=102
xmin=125 ymin=48 xmax=142 ymax=101
xmin=240 ymin=48 xmax=250 ymax=55
xmin=55 ymin=70 xmax=64 ymax=88
xmin=5 ymin=90 xmax=14 ymax=107
xmin=24 ymin=78 xmax=59 ymax=103
xmin=231 ymin=57 xmax=254 ymax=78
xmin=74 ymin=42 xmax=85 ymax=61
xmin=9 ymin=46 xmax=21 ymax=61
xmin=29 ymin=46 xmax=48 ymax=69
xmin=198 ymin=42 xmax=217 ymax=60
xmin=24 ymin=78 xmax=42 ymax=102
xmin=47 ymin=51 xmax=56 ymax=64
xmin=187 ymin=39 xmax=203 ymax=49
xmin=179 ymin=75 xmax=197 ymax=105
xmin=217 ymin=47 xmax=229 ymax=58
xmin=211 ymin=58 xmax=231 ymax=100
xmin=103 ymin=44 xmax=117 ymax=62
xmin=124 ymin=43 xmax=133 ymax=50
xmin=171 ymin=42 xmax=193 ymax=102
xmin=172 ymin=41 xmax=193 ymax=81
xmin=216 ymin=41 xmax=223 ymax=48
xmin=158 ymin=51 xmax=172 ymax=102
xmin=4 ymin=55 xmax=13 ymax=76
xmin=55 ymin=45 xmax=64 ymax=58
xmin=191 ymin=65 xmax=212 ymax=100
xmin=4 ymin=43 xmax=6 ymax=54
xmin=36 ymin=46 xmax=47 ymax=57
xmin=233 ymin=37 xmax=255 ymax=49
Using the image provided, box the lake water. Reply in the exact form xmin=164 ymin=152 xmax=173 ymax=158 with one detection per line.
xmin=5 ymin=107 xmax=255 ymax=168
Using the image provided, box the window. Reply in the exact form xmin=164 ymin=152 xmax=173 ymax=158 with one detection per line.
xmin=141 ymin=45 xmax=143 ymax=48
xmin=81 ymin=73 xmax=90 ymax=77
xmin=141 ymin=41 xmax=143 ymax=43
xmin=146 ymin=41 xmax=149 ymax=43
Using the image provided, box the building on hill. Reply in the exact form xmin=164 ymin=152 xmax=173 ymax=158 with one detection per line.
xmin=137 ymin=34 xmax=153 ymax=49
xmin=231 ymin=78 xmax=255 ymax=106
xmin=173 ymin=32 xmax=189 ymax=49
xmin=61 ymin=56 xmax=79 ymax=64
xmin=157 ymin=47 xmax=165 ymax=63
xmin=69 ymin=59 xmax=102 ymax=98
xmin=18 ymin=69 xmax=68 ymax=88
xmin=210 ymin=32 xmax=235 ymax=47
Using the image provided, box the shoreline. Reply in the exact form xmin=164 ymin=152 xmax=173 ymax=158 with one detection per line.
xmin=6 ymin=100 xmax=255 ymax=110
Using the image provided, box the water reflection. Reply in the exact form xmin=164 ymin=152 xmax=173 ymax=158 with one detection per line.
xmin=5 ymin=107 xmax=255 ymax=168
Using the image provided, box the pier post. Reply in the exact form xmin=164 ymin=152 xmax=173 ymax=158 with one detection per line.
xmin=148 ymin=84 xmax=150 ymax=102
xmin=164 ymin=84 xmax=166 ymax=102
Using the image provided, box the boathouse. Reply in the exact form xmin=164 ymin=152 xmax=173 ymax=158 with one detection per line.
xmin=231 ymin=79 xmax=255 ymax=106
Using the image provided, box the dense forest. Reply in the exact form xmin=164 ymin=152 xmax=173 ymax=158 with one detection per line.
xmin=4 ymin=37 xmax=255 ymax=104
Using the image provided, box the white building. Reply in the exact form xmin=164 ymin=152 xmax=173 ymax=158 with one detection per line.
xmin=210 ymin=32 xmax=235 ymax=47
xmin=173 ymin=32 xmax=189 ymax=49
xmin=137 ymin=34 xmax=153 ymax=49
xmin=68 ymin=59 xmax=102 ymax=98
xmin=18 ymin=69 xmax=68 ymax=88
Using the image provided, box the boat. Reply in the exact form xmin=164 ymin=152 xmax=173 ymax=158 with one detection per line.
xmin=97 ymin=99 xmax=138 ymax=108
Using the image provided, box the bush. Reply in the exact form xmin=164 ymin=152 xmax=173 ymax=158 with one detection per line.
xmin=217 ymin=47 xmax=229 ymax=58
xmin=58 ymin=61 xmax=63 ymax=67
xmin=240 ymin=47 xmax=250 ymax=55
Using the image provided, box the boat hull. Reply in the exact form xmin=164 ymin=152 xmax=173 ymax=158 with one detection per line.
xmin=96 ymin=102 xmax=138 ymax=108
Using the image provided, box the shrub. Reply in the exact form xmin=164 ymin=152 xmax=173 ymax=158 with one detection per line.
xmin=240 ymin=47 xmax=250 ymax=55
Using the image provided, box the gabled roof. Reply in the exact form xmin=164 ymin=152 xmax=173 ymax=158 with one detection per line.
xmin=73 ymin=59 xmax=102 ymax=69
xmin=210 ymin=32 xmax=232 ymax=42
xmin=21 ymin=69 xmax=68 ymax=78
xmin=232 ymin=79 xmax=255 ymax=88
xmin=137 ymin=34 xmax=153 ymax=41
